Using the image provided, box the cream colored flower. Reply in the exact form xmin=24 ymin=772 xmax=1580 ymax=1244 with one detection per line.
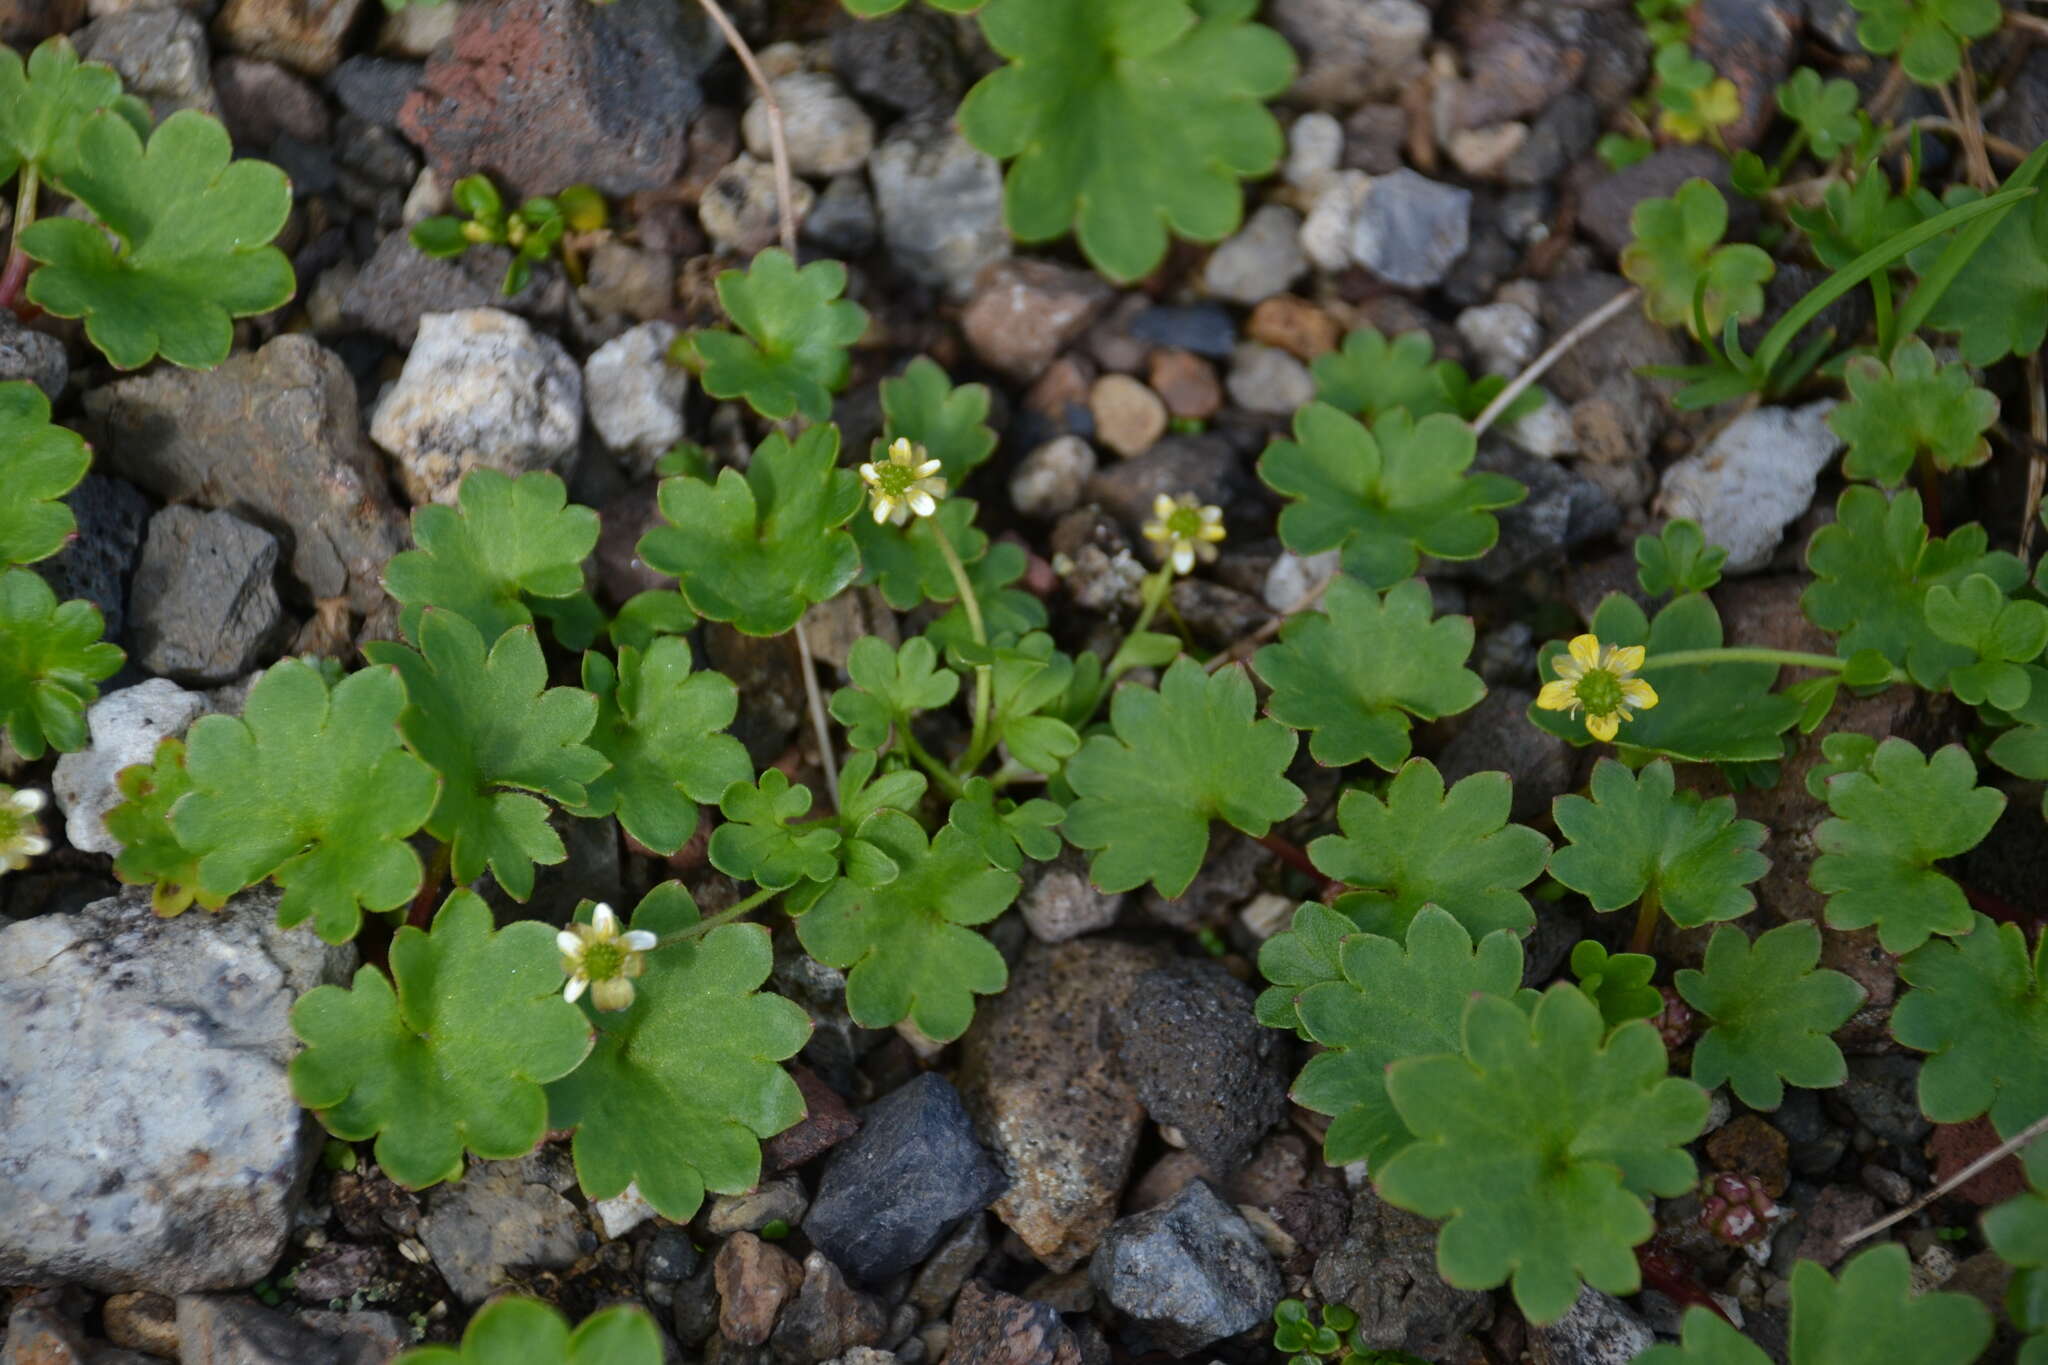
xmin=1536 ymin=633 xmax=1660 ymax=742
xmin=1141 ymin=493 xmax=1226 ymax=575
xmin=859 ymin=437 xmax=947 ymax=526
xmin=0 ymin=786 xmax=49 ymax=875
xmin=558 ymin=902 xmax=658 ymax=1011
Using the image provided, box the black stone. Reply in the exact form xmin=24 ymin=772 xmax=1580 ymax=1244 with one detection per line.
xmin=34 ymin=474 xmax=150 ymax=650
xmin=1128 ymin=304 xmax=1238 ymax=359
xmin=802 ymin=1072 xmax=1007 ymax=1283
xmin=328 ymin=57 xmax=424 ymax=130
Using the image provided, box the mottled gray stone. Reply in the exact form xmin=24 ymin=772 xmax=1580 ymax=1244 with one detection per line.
xmin=1089 ymin=1180 xmax=1282 ymax=1354
xmin=130 ymin=506 xmax=284 ymax=685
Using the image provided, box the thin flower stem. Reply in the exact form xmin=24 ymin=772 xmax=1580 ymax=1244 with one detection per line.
xmin=1628 ymin=885 xmax=1663 ymax=956
xmin=900 ymin=725 xmax=967 ymax=800
xmin=1110 ymin=568 xmax=1176 ymax=681
xmin=791 ymin=617 xmax=840 ymax=809
xmin=0 ymin=166 xmax=41 ymax=315
xmin=656 ymin=883 xmax=780 ymax=948
xmin=932 ymin=525 xmax=993 ymax=768
xmin=693 ymin=0 xmax=798 ymax=257
xmin=1639 ymin=647 xmax=1900 ymax=679
xmin=1836 ymin=1110 xmax=2048 ymax=1252
xmin=2023 ymin=354 xmax=2046 ymax=560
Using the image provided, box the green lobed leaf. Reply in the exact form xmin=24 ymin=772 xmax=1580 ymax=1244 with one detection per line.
xmin=173 ymin=659 xmax=439 ymax=943
xmin=1803 ymin=486 xmax=2026 ymax=690
xmin=21 ymin=109 xmax=294 ymax=371
xmin=1635 ymin=519 xmax=1727 ymax=597
xmin=1529 ymin=592 xmax=1802 ymax=762
xmin=851 ymin=497 xmax=988 ymax=612
xmin=1619 ymin=178 xmax=1775 ymax=339
xmin=289 ymin=891 xmax=593 ymax=1189
xmin=0 ymin=565 xmax=123 ymax=760
xmin=637 ymin=424 xmax=863 ymax=636
xmin=946 ymin=777 xmax=1063 ymax=873
xmin=105 ymin=735 xmax=227 ymax=918
xmin=0 ymin=380 xmax=91 ymax=567
xmin=795 ymin=809 xmax=1018 ymax=1041
xmin=1985 ymin=1187 xmax=2048 ymax=1349
xmin=1776 ymin=67 xmax=1863 ymax=161
xmin=1259 ymin=403 xmax=1527 ymax=590
xmin=1893 ymin=912 xmax=2048 ymax=1143
xmin=1642 ymin=1245 xmax=1991 ymax=1365
xmin=880 ymin=356 xmax=998 ymax=484
xmin=0 ymin=36 xmax=148 ymax=188
xmin=708 ymin=768 xmax=842 ymax=891
xmin=547 ymin=886 xmax=809 ymax=1221
xmin=1829 ymin=339 xmax=1997 ymax=488
xmin=1570 ymin=940 xmax=1664 ymax=1029
xmin=1062 ymin=657 xmax=1304 ymax=898
xmin=394 ymin=1297 xmax=664 ymax=1365
xmin=923 ymin=540 xmax=1049 ymax=653
xmin=1254 ymin=900 xmax=1362 ymax=1035
xmin=1848 ymin=0 xmax=1999 ymax=85
xmin=1789 ymin=166 xmax=1927 ymax=272
xmin=980 ymin=632 xmax=1083 ymax=776
xmin=1311 ymin=327 xmax=1536 ymax=426
xmin=1252 ymin=577 xmax=1484 ymax=770
xmin=1308 ymin=760 xmax=1550 ymax=941
xmin=575 ymin=638 xmax=749 ymax=856
xmin=1922 ymin=573 xmax=2048 ymax=711
xmin=957 ymin=0 xmax=1296 ymax=283
xmin=830 ymin=636 xmax=960 ymax=751
xmin=382 ymin=470 xmax=600 ymax=646
xmin=1675 ymin=921 xmax=1864 ymax=1110
xmin=1290 ymin=906 xmax=1531 ymax=1171
xmin=1549 ymin=758 xmax=1769 ymax=931
xmin=1811 ymin=738 xmax=2002 ymax=953
xmin=365 ymin=614 xmax=604 ymax=901
xmin=1916 ymin=168 xmax=2048 ymax=365
xmin=1376 ymin=985 xmax=1708 ymax=1325
xmin=687 ymin=249 xmax=867 ymax=422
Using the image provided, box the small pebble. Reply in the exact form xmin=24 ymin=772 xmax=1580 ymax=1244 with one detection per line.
xmin=1090 ymin=374 xmax=1169 ymax=458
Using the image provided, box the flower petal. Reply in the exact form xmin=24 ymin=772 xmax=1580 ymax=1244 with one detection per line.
xmin=872 ymin=497 xmax=895 ymax=524
xmin=908 ymin=490 xmax=936 ymax=517
xmin=1171 ymin=543 xmax=1195 ymax=575
xmin=590 ymin=903 xmax=620 ymax=937
xmin=858 ymin=463 xmax=879 ymax=484
xmin=1586 ymin=711 xmax=1621 ymax=742
xmin=1536 ymin=680 xmax=1580 ymax=711
xmin=557 ymin=930 xmax=585 ymax=957
xmin=1608 ymin=645 xmax=1647 ymax=674
xmin=1567 ymin=634 xmax=1603 ymax=671
xmin=12 ymin=789 xmax=46 ymax=813
xmin=915 ymin=460 xmax=943 ymax=479
xmin=1152 ymin=494 xmax=1177 ymax=521
xmin=621 ymin=930 xmax=659 ymax=952
xmin=1620 ymin=679 xmax=1660 ymax=710
xmin=592 ymin=977 xmax=636 ymax=1012
xmin=563 ymin=976 xmax=589 ymax=1003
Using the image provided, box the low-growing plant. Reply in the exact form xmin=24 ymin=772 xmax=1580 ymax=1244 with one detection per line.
xmin=409 ymin=173 xmax=607 ymax=295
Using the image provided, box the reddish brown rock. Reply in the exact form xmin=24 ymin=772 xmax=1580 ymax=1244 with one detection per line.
xmin=212 ymin=0 xmax=364 ymax=76
xmin=399 ymin=0 xmax=719 ymax=199
xmin=1248 ymin=295 xmax=1340 ymax=361
xmin=762 ymin=1065 xmax=861 ymax=1173
xmin=0 ymin=0 xmax=79 ymax=43
xmin=1705 ymin=1113 xmax=1791 ymax=1198
xmin=713 ymin=1232 xmax=804 ymax=1347
xmin=945 ymin=1281 xmax=1085 ymax=1365
xmin=1148 ymin=348 xmax=1223 ymax=421
xmin=1931 ymin=1118 xmax=2030 ymax=1208
xmin=961 ymin=260 xmax=1114 ymax=383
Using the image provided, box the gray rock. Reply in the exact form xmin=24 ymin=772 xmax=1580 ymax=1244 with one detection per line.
xmin=34 ymin=473 xmax=149 ymax=648
xmin=1506 ymin=90 xmax=1600 ymax=188
xmin=0 ymin=313 xmax=65 ymax=400
xmin=341 ymin=230 xmax=562 ymax=348
xmin=1226 ymin=342 xmax=1316 ymax=415
xmin=1202 ymin=204 xmax=1309 ymax=306
xmin=214 ymin=57 xmax=332 ymax=149
xmin=907 ymin=1214 xmax=990 ymax=1319
xmin=0 ymin=886 xmax=352 ymax=1291
xmin=84 ymin=335 xmax=408 ymax=615
xmin=944 ymin=1281 xmax=1085 ymax=1365
xmin=1580 ymin=147 xmax=1743 ymax=257
xmin=1302 ymin=169 xmax=1370 ymax=272
xmin=578 ymin=241 xmax=676 ymax=322
xmin=1539 ymin=271 xmax=1688 ymax=403
xmin=961 ymin=259 xmax=1114 ymax=383
xmin=1441 ymin=440 xmax=1618 ymax=583
xmin=1017 ymin=848 xmax=1122 ymax=943
xmin=743 ymin=72 xmax=875 ymax=179
xmin=768 ymin=1251 xmax=888 ymax=1365
xmin=1658 ymin=400 xmax=1841 ymax=574
xmin=805 ymin=175 xmax=880 ymax=258
xmin=830 ymin=7 xmax=965 ymax=117
xmin=52 ymin=680 xmax=211 ymax=856
xmin=1263 ymin=548 xmax=1340 ymax=613
xmin=75 ymin=7 xmax=213 ymax=116
xmin=417 ymin=1158 xmax=591 ymax=1303
xmin=1530 ymin=1287 xmax=1656 ymax=1365
xmin=370 ymin=308 xmax=583 ymax=506
xmin=1084 ymin=434 xmax=1246 ymax=542
xmin=699 ymin=152 xmax=818 ymax=257
xmin=706 ymin=1176 xmax=810 ymax=1237
xmin=1457 ymin=300 xmax=1542 ymax=377
xmin=1113 ymin=961 xmax=1289 ymax=1178
xmin=213 ymin=0 xmax=364 ymax=78
xmin=959 ymin=939 xmax=1165 ymax=1271
xmin=1839 ymin=1055 xmax=1933 ymax=1151
xmin=1350 ymin=170 xmax=1471 ymax=289
xmin=585 ymin=321 xmax=688 ymax=475
xmin=1437 ymin=687 xmax=1574 ymax=825
xmin=869 ymin=120 xmax=1009 ymax=300
xmin=397 ymin=0 xmax=718 ymax=199
xmin=1128 ymin=304 xmax=1238 ymax=359
xmin=174 ymin=1295 xmax=389 ymax=1365
xmin=1009 ymin=437 xmax=1098 ymax=522
xmin=326 ymin=55 xmax=421 ymax=128
xmin=130 ymin=506 xmax=284 ymax=685
xmin=1271 ymin=0 xmax=1429 ymax=105
xmin=803 ymin=1073 xmax=1008 ymax=1283
xmin=1314 ymin=1183 xmax=1495 ymax=1359
xmin=1284 ymin=111 xmax=1344 ymax=189
xmin=1089 ymin=1180 xmax=1282 ymax=1354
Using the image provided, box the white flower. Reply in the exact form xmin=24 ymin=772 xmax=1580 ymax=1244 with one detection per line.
xmin=0 ymin=786 xmax=49 ymax=875
xmin=558 ymin=902 xmax=658 ymax=1011
xmin=1141 ymin=492 xmax=1226 ymax=575
xmin=859 ymin=436 xmax=947 ymax=526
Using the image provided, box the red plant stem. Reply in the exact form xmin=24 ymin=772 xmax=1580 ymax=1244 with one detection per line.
xmin=1636 ymin=1241 xmax=1738 ymax=1327
xmin=406 ymin=841 xmax=451 ymax=931
xmin=1253 ymin=831 xmax=1345 ymax=901
xmin=0 ymin=249 xmax=31 ymax=319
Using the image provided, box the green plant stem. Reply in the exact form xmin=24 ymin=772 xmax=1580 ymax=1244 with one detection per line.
xmin=1769 ymin=129 xmax=1811 ymax=181
xmin=656 ymin=884 xmax=779 ymax=948
xmin=900 ymin=725 xmax=966 ymax=800
xmin=931 ymin=523 xmax=993 ymax=769
xmin=1106 ymin=568 xmax=1174 ymax=681
xmin=0 ymin=166 xmax=41 ymax=314
xmin=1628 ymin=885 xmax=1663 ymax=956
xmin=1640 ymin=647 xmax=1900 ymax=680
xmin=1869 ymin=269 xmax=1894 ymax=357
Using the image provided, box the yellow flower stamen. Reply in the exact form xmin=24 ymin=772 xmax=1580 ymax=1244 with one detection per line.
xmin=859 ymin=436 xmax=947 ymax=527
xmin=1141 ymin=492 xmax=1226 ymax=576
xmin=1535 ymin=633 xmax=1659 ymax=742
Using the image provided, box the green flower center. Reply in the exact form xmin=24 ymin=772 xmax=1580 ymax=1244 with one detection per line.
xmin=1574 ymin=668 xmax=1625 ymax=716
xmin=873 ymin=463 xmax=921 ymax=497
xmin=0 ymin=808 xmax=22 ymax=845
xmin=580 ymin=940 xmax=628 ymax=982
xmin=1165 ymin=507 xmax=1205 ymax=539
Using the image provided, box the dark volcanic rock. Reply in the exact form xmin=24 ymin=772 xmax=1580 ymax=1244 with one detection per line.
xmin=1090 ymin=1179 xmax=1283 ymax=1355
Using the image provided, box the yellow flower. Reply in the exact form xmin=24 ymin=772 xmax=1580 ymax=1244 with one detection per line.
xmin=558 ymin=902 xmax=658 ymax=1012
xmin=1141 ymin=493 xmax=1226 ymax=575
xmin=1536 ymin=634 xmax=1660 ymax=742
xmin=0 ymin=786 xmax=49 ymax=875
xmin=860 ymin=437 xmax=947 ymax=526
